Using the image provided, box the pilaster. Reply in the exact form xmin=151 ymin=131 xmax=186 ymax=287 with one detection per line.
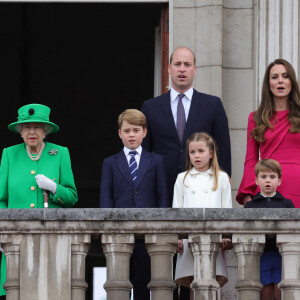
xmin=256 ymin=0 xmax=299 ymax=102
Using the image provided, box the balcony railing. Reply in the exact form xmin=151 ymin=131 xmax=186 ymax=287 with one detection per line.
xmin=0 ymin=208 xmax=299 ymax=300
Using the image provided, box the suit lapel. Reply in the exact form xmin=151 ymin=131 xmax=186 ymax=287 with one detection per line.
xmin=183 ymin=89 xmax=201 ymax=143
xmin=135 ymin=150 xmax=153 ymax=188
xmin=161 ymin=91 xmax=182 ymax=144
xmin=114 ymin=151 xmax=134 ymax=186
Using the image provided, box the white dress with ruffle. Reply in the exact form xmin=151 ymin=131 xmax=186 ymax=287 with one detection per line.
xmin=172 ymin=168 xmax=232 ymax=287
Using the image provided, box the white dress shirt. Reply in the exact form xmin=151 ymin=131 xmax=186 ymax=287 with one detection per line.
xmin=170 ymin=87 xmax=194 ymax=124
xmin=123 ymin=146 xmax=142 ymax=167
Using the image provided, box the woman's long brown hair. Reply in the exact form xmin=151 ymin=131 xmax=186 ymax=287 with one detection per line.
xmin=251 ymin=58 xmax=300 ymax=142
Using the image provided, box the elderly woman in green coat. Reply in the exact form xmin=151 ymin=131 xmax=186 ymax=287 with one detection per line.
xmin=0 ymin=103 xmax=78 ymax=298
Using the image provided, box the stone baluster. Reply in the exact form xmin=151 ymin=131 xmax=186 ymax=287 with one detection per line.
xmin=71 ymin=234 xmax=91 ymax=300
xmin=145 ymin=234 xmax=177 ymax=300
xmin=101 ymin=234 xmax=134 ymax=300
xmin=1 ymin=235 xmax=23 ymax=300
xmin=277 ymin=234 xmax=300 ymax=299
xmin=232 ymin=234 xmax=265 ymax=300
xmin=189 ymin=234 xmax=221 ymax=300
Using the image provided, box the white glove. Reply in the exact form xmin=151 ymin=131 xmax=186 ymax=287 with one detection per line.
xmin=35 ymin=174 xmax=57 ymax=195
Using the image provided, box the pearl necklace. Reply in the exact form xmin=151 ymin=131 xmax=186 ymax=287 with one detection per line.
xmin=26 ymin=142 xmax=45 ymax=161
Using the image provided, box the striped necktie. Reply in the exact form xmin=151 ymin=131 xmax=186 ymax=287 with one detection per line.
xmin=129 ymin=150 xmax=138 ymax=181
xmin=177 ymin=93 xmax=186 ymax=141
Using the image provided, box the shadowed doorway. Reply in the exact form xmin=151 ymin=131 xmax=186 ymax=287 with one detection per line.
xmin=0 ymin=3 xmax=168 ymax=299
xmin=0 ymin=2 xmax=165 ymax=208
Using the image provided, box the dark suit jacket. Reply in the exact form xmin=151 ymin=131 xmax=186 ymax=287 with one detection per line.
xmin=244 ymin=192 xmax=295 ymax=208
xmin=99 ymin=149 xmax=169 ymax=208
xmin=141 ymin=89 xmax=231 ymax=201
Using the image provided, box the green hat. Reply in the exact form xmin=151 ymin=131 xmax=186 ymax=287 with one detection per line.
xmin=8 ymin=103 xmax=59 ymax=133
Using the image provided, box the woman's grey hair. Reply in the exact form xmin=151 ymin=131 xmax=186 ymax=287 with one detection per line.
xmin=16 ymin=123 xmax=52 ymax=136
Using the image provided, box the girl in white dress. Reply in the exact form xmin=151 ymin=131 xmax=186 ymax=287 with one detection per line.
xmin=172 ymin=132 xmax=232 ymax=299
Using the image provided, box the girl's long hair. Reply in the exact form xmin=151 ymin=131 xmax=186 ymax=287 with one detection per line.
xmin=251 ymin=58 xmax=300 ymax=142
xmin=183 ymin=132 xmax=220 ymax=191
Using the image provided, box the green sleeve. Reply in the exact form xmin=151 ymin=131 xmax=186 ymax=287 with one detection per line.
xmin=0 ymin=149 xmax=8 ymax=208
xmin=50 ymin=147 xmax=78 ymax=208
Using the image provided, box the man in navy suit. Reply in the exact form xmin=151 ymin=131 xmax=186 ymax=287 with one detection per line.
xmin=142 ymin=47 xmax=231 ymax=203
xmin=100 ymin=109 xmax=169 ymax=300
xmin=141 ymin=47 xmax=231 ymax=300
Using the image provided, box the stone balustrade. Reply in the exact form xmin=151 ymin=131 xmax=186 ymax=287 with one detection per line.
xmin=0 ymin=208 xmax=299 ymax=300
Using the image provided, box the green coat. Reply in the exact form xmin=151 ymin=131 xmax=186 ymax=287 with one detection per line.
xmin=0 ymin=142 xmax=78 ymax=295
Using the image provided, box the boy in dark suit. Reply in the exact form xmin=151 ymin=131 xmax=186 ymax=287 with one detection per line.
xmin=100 ymin=109 xmax=169 ymax=300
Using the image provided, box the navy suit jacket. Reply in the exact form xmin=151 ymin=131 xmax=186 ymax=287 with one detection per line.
xmin=141 ymin=89 xmax=231 ymax=200
xmin=99 ymin=149 xmax=169 ymax=208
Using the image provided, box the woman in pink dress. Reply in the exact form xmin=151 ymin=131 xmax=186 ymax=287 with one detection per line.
xmin=237 ymin=59 xmax=300 ymax=207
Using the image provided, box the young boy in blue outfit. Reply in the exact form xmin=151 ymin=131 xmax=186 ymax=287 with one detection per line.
xmin=244 ymin=159 xmax=294 ymax=300
xmin=100 ymin=109 xmax=169 ymax=300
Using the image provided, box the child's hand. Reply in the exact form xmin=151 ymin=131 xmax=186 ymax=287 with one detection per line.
xmin=177 ymin=239 xmax=183 ymax=253
xmin=222 ymin=238 xmax=232 ymax=251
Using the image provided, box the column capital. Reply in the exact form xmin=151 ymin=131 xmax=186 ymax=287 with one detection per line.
xmin=277 ymin=234 xmax=300 ymax=244
xmin=189 ymin=233 xmax=222 ymax=244
xmin=232 ymin=233 xmax=265 ymax=244
xmin=145 ymin=233 xmax=178 ymax=245
xmin=101 ymin=233 xmax=135 ymax=245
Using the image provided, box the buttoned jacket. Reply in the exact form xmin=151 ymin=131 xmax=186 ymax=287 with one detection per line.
xmin=0 ymin=141 xmax=78 ymax=296
xmin=141 ymin=89 xmax=231 ymax=203
xmin=0 ymin=142 xmax=78 ymax=208
xmin=99 ymin=149 xmax=169 ymax=208
xmin=172 ymin=168 xmax=232 ymax=209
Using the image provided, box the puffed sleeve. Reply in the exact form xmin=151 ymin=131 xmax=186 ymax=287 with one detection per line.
xmin=172 ymin=174 xmax=184 ymax=208
xmin=220 ymin=172 xmax=232 ymax=208
xmin=236 ymin=112 xmax=259 ymax=204
xmin=0 ymin=149 xmax=8 ymax=208
xmin=50 ymin=147 xmax=78 ymax=207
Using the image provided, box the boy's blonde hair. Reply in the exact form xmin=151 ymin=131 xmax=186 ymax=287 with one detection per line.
xmin=255 ymin=159 xmax=282 ymax=179
xmin=118 ymin=109 xmax=146 ymax=129
xmin=184 ymin=132 xmax=222 ymax=191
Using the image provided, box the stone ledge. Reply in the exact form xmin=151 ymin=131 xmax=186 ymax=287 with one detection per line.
xmin=0 ymin=208 xmax=299 ymax=221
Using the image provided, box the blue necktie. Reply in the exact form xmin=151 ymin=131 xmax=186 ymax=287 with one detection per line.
xmin=177 ymin=94 xmax=186 ymax=141
xmin=129 ymin=151 xmax=138 ymax=181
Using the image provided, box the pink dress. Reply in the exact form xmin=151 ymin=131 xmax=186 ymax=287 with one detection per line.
xmin=237 ymin=110 xmax=300 ymax=207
